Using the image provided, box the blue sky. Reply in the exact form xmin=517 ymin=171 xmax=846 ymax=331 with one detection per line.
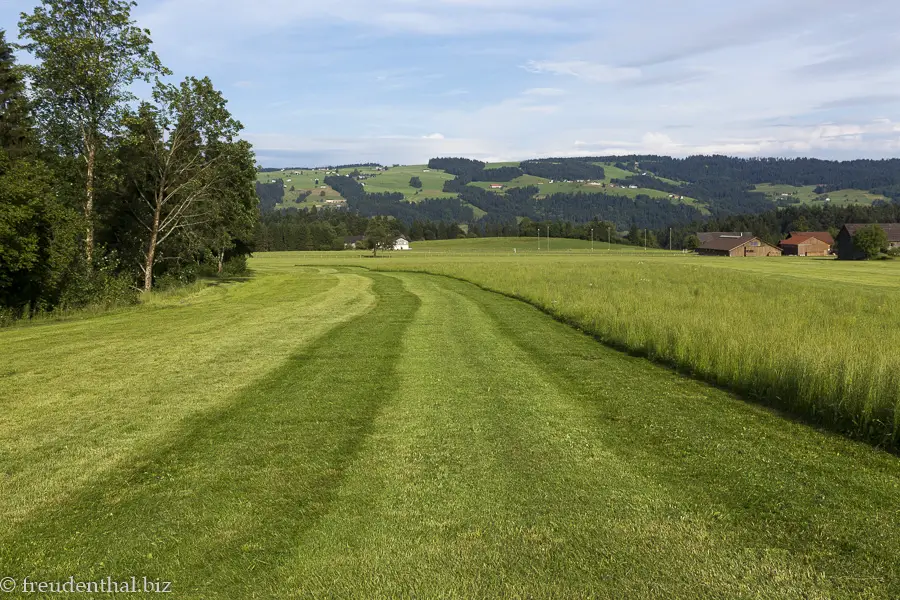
xmin=4 ymin=0 xmax=900 ymax=166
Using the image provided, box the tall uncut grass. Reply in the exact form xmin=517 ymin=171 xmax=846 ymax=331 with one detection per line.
xmin=370 ymin=256 xmax=900 ymax=450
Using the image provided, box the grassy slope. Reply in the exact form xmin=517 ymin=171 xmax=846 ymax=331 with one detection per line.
xmin=2 ymin=260 xmax=899 ymax=598
xmin=361 ymin=165 xmax=458 ymax=201
xmin=259 ymin=163 xmax=887 ymax=217
xmin=468 ymin=163 xmax=707 ymax=213
xmin=258 ymin=169 xmax=350 ymax=209
xmin=753 ymin=183 xmax=888 ymax=206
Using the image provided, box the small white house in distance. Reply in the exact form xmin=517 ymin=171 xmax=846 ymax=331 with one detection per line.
xmin=393 ymin=237 xmax=411 ymax=251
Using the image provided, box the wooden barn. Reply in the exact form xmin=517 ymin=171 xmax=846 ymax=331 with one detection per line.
xmin=835 ymin=223 xmax=900 ymax=260
xmin=779 ymin=232 xmax=834 ymax=256
xmin=696 ymin=233 xmax=782 ymax=257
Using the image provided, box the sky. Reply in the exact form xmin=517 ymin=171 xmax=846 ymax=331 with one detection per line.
xmin=4 ymin=0 xmax=900 ymax=167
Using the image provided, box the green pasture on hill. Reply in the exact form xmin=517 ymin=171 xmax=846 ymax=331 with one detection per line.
xmin=2 ymin=259 xmax=899 ymax=598
xmin=257 ymin=162 xmax=891 ymax=217
xmin=359 ymin=164 xmax=458 ymax=201
xmin=753 ymin=183 xmax=888 ymax=206
xmin=468 ymin=164 xmax=707 ymax=213
xmin=257 ymin=161 xmax=711 ymax=213
xmin=258 ymin=167 xmax=352 ymax=208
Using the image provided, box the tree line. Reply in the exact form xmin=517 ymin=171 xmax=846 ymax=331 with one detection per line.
xmin=0 ymin=1 xmax=257 ymax=321
xmin=254 ymin=209 xmax=470 ymax=252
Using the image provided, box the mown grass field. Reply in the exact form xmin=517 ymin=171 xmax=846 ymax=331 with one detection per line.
xmin=2 ymin=258 xmax=899 ymax=598
xmin=287 ymin=241 xmax=900 ymax=448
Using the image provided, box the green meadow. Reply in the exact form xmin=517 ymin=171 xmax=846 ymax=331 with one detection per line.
xmin=753 ymin=183 xmax=888 ymax=206
xmin=257 ymin=161 xmax=710 ymax=211
xmin=2 ymin=254 xmax=899 ymax=598
xmin=359 ymin=164 xmax=458 ymax=200
xmin=288 ymin=241 xmax=900 ymax=448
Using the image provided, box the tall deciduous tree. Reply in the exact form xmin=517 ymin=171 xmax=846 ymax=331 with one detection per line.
xmin=118 ymin=77 xmax=248 ymax=291
xmin=364 ymin=217 xmax=396 ymax=257
xmin=0 ymin=30 xmax=34 ymax=159
xmin=853 ymin=225 xmax=888 ymax=260
xmin=18 ymin=0 xmax=169 ymax=262
xmin=0 ymin=34 xmax=81 ymax=314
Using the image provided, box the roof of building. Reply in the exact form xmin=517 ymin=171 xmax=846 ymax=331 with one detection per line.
xmin=697 ymin=232 xmax=744 ymax=243
xmin=780 ymin=234 xmax=812 ymax=246
xmin=785 ymin=231 xmax=834 ymax=246
xmin=842 ymin=223 xmax=900 ymax=242
xmin=697 ymin=233 xmax=759 ymax=252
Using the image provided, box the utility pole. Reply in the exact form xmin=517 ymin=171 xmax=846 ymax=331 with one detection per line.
xmin=537 ymin=228 xmax=540 ymax=251
xmin=608 ymin=228 xmax=611 ymax=251
xmin=548 ymin=227 xmax=550 ymax=252
xmin=669 ymin=228 xmax=672 ymax=251
xmin=644 ymin=229 xmax=647 ymax=251
xmin=591 ymin=228 xmax=594 ymax=252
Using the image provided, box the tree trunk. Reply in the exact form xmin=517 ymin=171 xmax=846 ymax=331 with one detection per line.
xmin=84 ymin=143 xmax=96 ymax=263
xmin=217 ymin=247 xmax=225 ymax=274
xmin=143 ymin=203 xmax=161 ymax=292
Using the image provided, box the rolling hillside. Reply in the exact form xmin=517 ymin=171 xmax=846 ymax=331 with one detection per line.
xmin=258 ymin=155 xmax=900 ymax=229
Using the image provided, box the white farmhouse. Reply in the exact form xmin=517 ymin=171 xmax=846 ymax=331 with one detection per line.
xmin=393 ymin=237 xmax=411 ymax=251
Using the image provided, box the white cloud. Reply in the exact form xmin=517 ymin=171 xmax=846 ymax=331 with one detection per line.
xmin=522 ymin=87 xmax=567 ymax=97
xmin=523 ymin=60 xmax=641 ymax=84
xmin=34 ymin=0 xmax=888 ymax=165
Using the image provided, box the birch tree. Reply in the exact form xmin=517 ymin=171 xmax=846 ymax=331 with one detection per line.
xmin=18 ymin=0 xmax=168 ymax=262
xmin=120 ymin=77 xmax=246 ymax=291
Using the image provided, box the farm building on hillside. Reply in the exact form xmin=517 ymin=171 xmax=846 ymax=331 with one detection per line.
xmin=835 ymin=223 xmax=900 ymax=260
xmin=696 ymin=233 xmax=782 ymax=257
xmin=393 ymin=237 xmax=411 ymax=251
xmin=490 ymin=184 xmax=504 ymax=190
xmin=779 ymin=232 xmax=834 ymax=256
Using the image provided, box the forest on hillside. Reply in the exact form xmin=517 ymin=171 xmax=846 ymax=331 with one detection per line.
xmin=259 ymin=156 xmax=900 ymax=234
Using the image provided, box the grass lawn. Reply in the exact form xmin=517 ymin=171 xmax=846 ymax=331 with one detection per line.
xmin=2 ymin=259 xmax=898 ymax=598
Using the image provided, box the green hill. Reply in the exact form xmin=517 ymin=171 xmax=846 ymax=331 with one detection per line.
xmin=257 ymin=155 xmax=900 ymax=229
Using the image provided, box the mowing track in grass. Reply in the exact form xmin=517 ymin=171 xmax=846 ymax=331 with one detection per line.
xmin=0 ymin=268 xmax=898 ymax=599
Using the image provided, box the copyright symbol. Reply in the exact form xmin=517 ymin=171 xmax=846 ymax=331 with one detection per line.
xmin=0 ymin=578 xmax=15 ymax=593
